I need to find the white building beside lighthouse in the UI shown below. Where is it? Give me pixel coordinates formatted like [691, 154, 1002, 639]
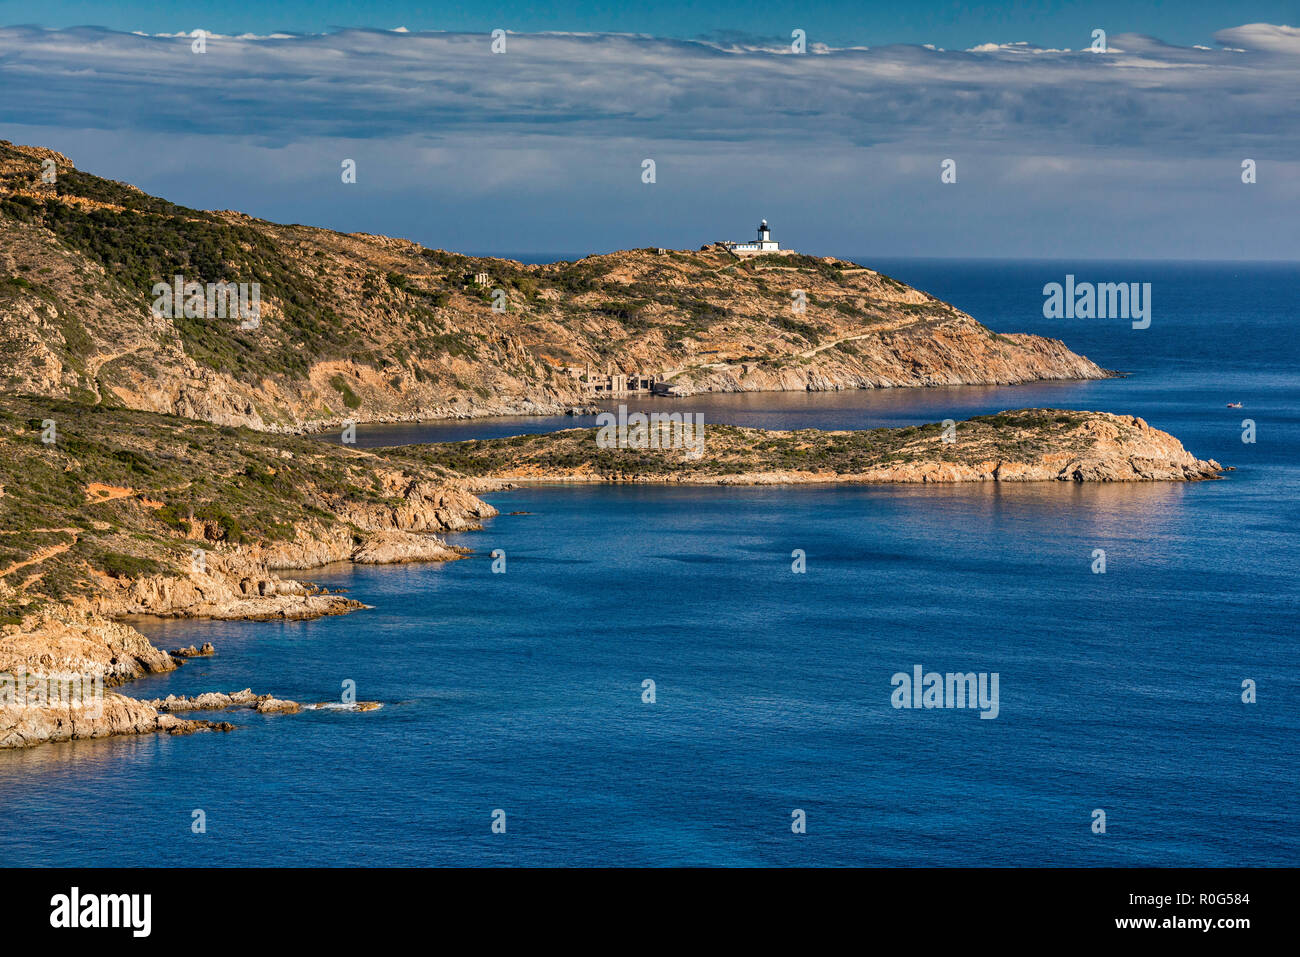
[717, 220, 791, 257]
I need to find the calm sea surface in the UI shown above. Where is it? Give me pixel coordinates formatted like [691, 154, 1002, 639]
[2, 260, 1296, 866]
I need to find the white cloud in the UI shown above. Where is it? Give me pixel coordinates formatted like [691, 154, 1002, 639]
[0, 24, 1293, 158]
[1, 24, 1295, 259]
[1214, 22, 1300, 54]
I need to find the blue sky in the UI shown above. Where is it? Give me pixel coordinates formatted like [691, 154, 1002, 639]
[1, 2, 1296, 259]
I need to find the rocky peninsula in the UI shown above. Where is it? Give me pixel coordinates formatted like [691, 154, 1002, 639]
[404, 410, 1223, 486]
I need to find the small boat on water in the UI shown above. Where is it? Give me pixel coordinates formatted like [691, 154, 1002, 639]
[1227, 402, 1244, 408]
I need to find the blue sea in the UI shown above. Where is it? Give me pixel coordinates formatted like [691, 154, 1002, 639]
[2, 260, 1296, 866]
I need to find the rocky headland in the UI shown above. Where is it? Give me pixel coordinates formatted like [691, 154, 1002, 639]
[1, 140, 1111, 434]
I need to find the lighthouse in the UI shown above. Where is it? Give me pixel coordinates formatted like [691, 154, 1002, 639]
[714, 219, 790, 257]
[723, 220, 782, 256]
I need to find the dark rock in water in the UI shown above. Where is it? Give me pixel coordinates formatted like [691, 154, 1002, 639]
[167, 719, 235, 735]
[171, 641, 216, 659]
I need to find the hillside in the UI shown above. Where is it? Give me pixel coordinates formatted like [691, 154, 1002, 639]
[0, 395, 496, 626]
[0, 141, 1109, 432]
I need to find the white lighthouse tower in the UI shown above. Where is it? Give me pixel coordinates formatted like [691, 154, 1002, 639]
[758, 219, 772, 244]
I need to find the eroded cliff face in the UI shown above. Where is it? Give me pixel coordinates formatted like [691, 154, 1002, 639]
[0, 595, 175, 686]
[83, 478, 498, 621]
[697, 414, 1223, 485]
[672, 323, 1106, 394]
[0, 140, 1111, 432]
[335, 476, 498, 534]
[0, 490, 489, 748]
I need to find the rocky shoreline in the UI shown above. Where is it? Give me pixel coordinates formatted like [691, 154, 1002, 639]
[0, 140, 1225, 757]
[0, 532, 465, 750]
[0, 401, 501, 749]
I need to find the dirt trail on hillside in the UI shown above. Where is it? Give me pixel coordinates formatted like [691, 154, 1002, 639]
[0, 534, 78, 579]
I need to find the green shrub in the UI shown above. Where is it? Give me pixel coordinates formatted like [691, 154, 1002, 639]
[329, 375, 362, 409]
[96, 551, 168, 579]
